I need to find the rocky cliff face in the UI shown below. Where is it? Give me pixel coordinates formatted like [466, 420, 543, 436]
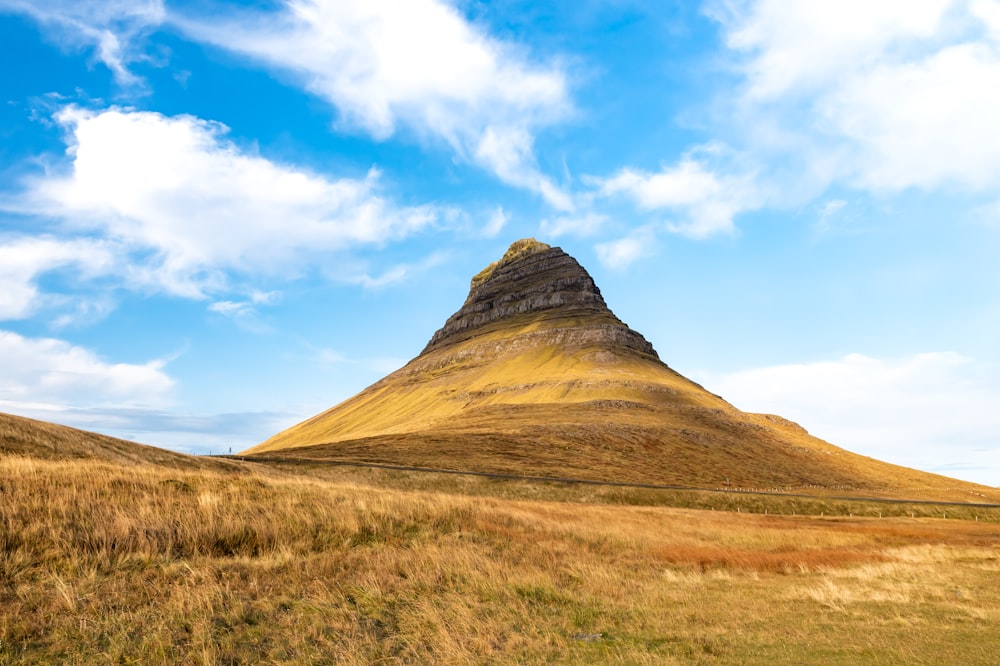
[422, 238, 658, 358]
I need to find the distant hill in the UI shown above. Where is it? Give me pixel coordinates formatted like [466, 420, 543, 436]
[0, 411, 228, 470]
[247, 239, 999, 503]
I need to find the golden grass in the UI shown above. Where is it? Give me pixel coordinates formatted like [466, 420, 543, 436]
[245, 319, 1000, 504]
[240, 460, 1000, 522]
[3, 454, 999, 664]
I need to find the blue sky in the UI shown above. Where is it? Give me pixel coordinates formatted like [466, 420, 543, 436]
[1, 0, 999, 486]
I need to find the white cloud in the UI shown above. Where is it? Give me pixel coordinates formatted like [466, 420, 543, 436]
[482, 206, 509, 238]
[208, 301, 254, 317]
[207, 296, 279, 333]
[174, 0, 572, 207]
[0, 0, 164, 87]
[821, 42, 1000, 191]
[715, 0, 1000, 195]
[349, 266, 408, 289]
[719, 0, 952, 99]
[975, 0, 1000, 38]
[309, 347, 405, 376]
[594, 228, 655, 270]
[208, 291, 280, 319]
[13, 106, 437, 298]
[5, 0, 573, 206]
[0, 329, 173, 408]
[540, 212, 607, 238]
[473, 126, 573, 210]
[813, 198, 847, 235]
[597, 159, 722, 209]
[698, 352, 1000, 486]
[0, 236, 117, 320]
[592, 154, 758, 238]
[342, 251, 447, 289]
[250, 290, 281, 305]
[49, 296, 117, 330]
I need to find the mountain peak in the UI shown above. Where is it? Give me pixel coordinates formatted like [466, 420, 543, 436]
[470, 238, 551, 290]
[422, 239, 655, 356]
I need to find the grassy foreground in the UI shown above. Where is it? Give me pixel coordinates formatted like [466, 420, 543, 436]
[2, 456, 999, 664]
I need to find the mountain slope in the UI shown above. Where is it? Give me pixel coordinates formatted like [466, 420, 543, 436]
[0, 411, 230, 470]
[247, 239, 999, 502]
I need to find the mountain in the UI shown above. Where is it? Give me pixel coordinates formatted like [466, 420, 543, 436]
[246, 239, 999, 502]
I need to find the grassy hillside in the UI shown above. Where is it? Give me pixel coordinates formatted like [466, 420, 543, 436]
[0, 411, 238, 472]
[246, 316, 1000, 504]
[2, 453, 999, 664]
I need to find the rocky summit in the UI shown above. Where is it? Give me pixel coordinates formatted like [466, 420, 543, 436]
[422, 238, 656, 358]
[246, 239, 996, 501]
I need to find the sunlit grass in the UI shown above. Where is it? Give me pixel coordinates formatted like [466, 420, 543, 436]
[2, 454, 999, 664]
[245, 317, 1000, 505]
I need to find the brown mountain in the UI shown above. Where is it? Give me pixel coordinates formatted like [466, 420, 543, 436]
[246, 239, 999, 502]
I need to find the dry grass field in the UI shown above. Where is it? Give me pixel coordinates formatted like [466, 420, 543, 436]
[3, 451, 999, 665]
[6, 243, 997, 664]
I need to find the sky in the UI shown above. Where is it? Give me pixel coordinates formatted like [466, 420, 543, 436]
[1, 0, 998, 486]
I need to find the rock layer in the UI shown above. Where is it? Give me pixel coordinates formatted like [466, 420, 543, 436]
[422, 238, 657, 358]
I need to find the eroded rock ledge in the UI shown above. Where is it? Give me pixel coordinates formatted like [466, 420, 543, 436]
[421, 239, 658, 358]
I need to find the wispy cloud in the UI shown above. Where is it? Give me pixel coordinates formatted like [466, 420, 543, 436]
[482, 206, 509, 238]
[208, 301, 254, 317]
[174, 0, 573, 207]
[206, 297, 277, 333]
[0, 0, 164, 88]
[473, 126, 573, 210]
[540, 212, 607, 238]
[341, 251, 447, 289]
[594, 227, 655, 270]
[0, 235, 118, 321]
[812, 198, 848, 236]
[208, 290, 282, 325]
[309, 346, 405, 375]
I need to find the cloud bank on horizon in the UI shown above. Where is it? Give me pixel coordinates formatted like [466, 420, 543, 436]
[1, 0, 998, 485]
